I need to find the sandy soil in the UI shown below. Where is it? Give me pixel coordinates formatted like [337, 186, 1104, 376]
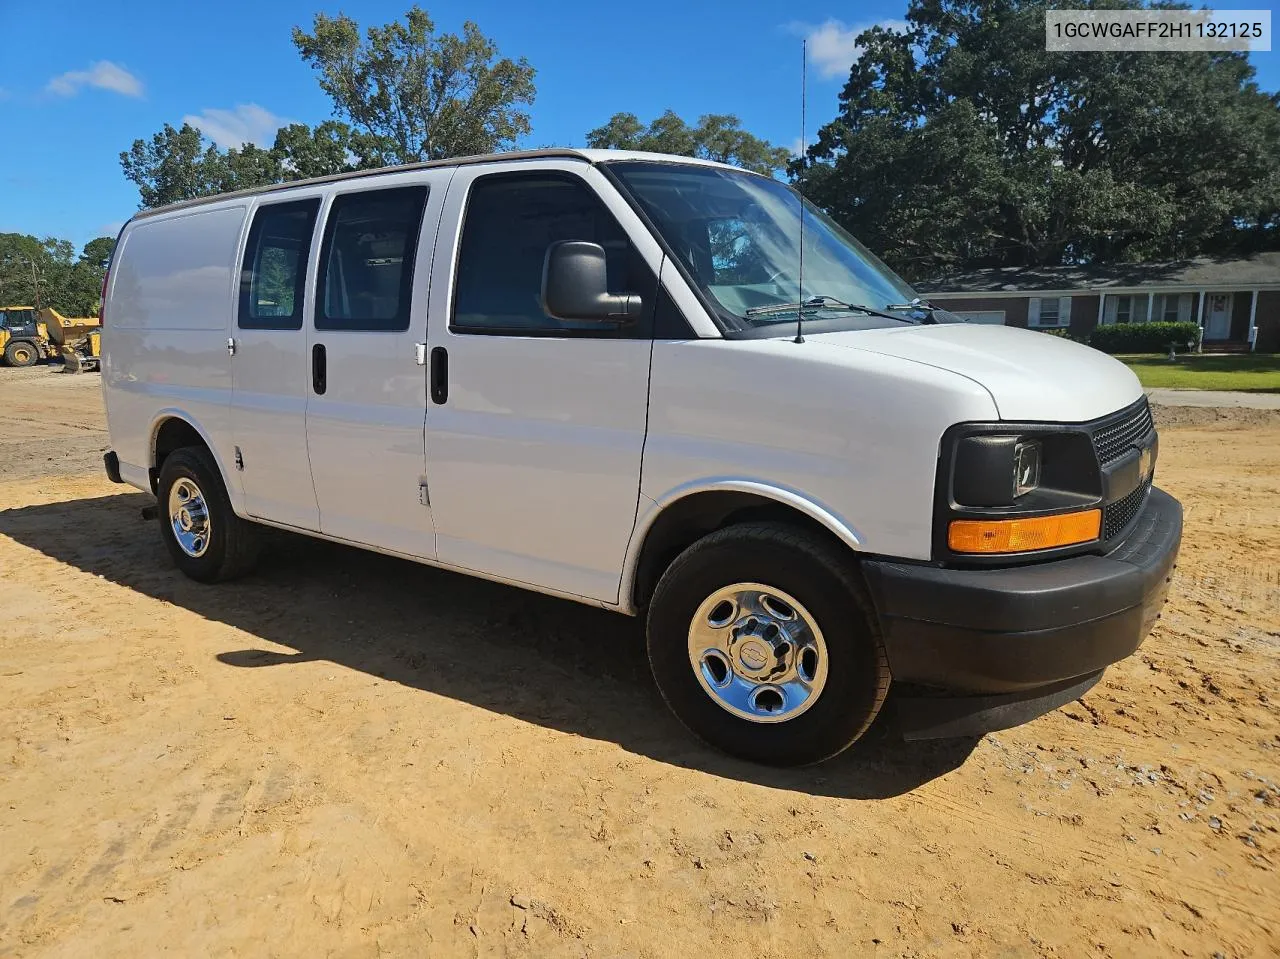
[1, 365, 1277, 958]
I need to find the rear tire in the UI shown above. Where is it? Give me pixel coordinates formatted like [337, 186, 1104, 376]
[4, 341, 38, 367]
[646, 522, 890, 766]
[156, 446, 260, 582]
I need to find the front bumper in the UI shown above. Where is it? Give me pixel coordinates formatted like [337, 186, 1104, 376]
[862, 486, 1182, 739]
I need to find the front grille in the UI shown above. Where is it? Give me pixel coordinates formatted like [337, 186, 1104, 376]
[1092, 399, 1155, 466]
[1104, 479, 1151, 540]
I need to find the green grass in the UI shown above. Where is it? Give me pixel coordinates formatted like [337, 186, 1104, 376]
[1115, 353, 1280, 392]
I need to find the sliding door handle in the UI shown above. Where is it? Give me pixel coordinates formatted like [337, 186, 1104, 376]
[312, 343, 327, 395]
[429, 347, 448, 404]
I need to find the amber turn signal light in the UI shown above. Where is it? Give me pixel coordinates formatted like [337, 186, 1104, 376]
[948, 508, 1102, 554]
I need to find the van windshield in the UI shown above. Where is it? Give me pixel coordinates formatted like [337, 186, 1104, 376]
[607, 161, 938, 334]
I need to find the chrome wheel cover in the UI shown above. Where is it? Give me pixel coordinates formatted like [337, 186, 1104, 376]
[687, 583, 828, 723]
[168, 478, 211, 558]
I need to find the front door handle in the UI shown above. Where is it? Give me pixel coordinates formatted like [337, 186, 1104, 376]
[430, 347, 448, 404]
[312, 343, 327, 395]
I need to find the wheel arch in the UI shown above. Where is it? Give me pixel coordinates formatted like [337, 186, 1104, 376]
[147, 411, 235, 501]
[622, 480, 864, 615]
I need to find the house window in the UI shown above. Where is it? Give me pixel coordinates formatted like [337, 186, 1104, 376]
[1105, 294, 1177, 325]
[1104, 294, 1153, 324]
[1154, 292, 1191, 323]
[1029, 296, 1071, 328]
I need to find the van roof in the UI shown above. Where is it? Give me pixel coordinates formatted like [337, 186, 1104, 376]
[130, 148, 748, 221]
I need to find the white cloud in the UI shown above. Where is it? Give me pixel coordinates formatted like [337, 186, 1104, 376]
[47, 61, 143, 97]
[790, 137, 806, 158]
[182, 104, 287, 149]
[788, 19, 910, 80]
[98, 221, 126, 237]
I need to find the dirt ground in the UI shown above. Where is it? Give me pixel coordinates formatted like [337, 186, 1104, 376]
[1, 365, 1277, 958]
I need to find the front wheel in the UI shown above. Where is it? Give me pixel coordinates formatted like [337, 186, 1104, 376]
[4, 341, 39, 367]
[646, 522, 890, 766]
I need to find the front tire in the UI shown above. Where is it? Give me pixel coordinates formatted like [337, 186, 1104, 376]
[4, 341, 39, 367]
[156, 447, 260, 582]
[646, 522, 890, 766]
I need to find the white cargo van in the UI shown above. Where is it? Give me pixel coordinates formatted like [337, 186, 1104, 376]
[100, 149, 1181, 765]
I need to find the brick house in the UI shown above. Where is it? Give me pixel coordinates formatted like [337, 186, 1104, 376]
[916, 252, 1280, 352]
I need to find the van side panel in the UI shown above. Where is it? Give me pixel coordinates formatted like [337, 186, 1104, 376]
[103, 206, 248, 499]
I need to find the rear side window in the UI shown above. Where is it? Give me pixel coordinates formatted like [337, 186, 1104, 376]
[452, 172, 652, 335]
[316, 186, 428, 332]
[239, 198, 320, 330]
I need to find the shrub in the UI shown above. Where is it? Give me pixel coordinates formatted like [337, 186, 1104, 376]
[1088, 321, 1200, 354]
[1039, 328, 1086, 343]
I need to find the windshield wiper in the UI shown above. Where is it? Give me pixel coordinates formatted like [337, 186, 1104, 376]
[744, 295, 910, 322]
[883, 297, 940, 323]
[743, 302, 820, 318]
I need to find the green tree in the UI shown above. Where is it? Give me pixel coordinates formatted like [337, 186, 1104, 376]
[271, 120, 382, 179]
[119, 120, 378, 209]
[586, 110, 791, 176]
[119, 123, 228, 209]
[796, 1, 1280, 280]
[120, 6, 539, 207]
[292, 6, 537, 163]
[0, 234, 69, 311]
[80, 237, 117, 271]
[222, 142, 284, 192]
[66, 238, 117, 315]
[0, 234, 114, 315]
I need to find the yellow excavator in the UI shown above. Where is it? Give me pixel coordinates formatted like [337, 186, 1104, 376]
[0, 305, 101, 372]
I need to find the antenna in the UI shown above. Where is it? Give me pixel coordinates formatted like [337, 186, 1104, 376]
[795, 38, 807, 345]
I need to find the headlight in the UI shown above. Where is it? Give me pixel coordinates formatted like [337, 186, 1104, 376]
[1013, 440, 1041, 497]
[938, 425, 1103, 559]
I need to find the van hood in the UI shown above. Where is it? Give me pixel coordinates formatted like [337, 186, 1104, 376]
[805, 323, 1143, 422]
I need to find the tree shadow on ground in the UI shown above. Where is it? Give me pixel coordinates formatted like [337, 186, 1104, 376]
[0, 491, 979, 799]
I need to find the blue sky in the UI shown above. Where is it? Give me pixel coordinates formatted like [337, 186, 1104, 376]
[1, 0, 1277, 250]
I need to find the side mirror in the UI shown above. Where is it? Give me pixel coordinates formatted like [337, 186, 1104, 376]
[541, 241, 642, 323]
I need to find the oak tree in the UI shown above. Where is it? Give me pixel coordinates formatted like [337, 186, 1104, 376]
[292, 6, 537, 163]
[586, 110, 791, 176]
[794, 0, 1280, 279]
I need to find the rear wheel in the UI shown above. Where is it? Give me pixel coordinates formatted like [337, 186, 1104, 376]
[4, 341, 38, 367]
[156, 447, 260, 582]
[646, 522, 890, 766]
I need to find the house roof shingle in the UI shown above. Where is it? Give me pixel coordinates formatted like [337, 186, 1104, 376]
[917, 252, 1280, 294]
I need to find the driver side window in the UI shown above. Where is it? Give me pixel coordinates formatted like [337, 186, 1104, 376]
[451, 171, 656, 337]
